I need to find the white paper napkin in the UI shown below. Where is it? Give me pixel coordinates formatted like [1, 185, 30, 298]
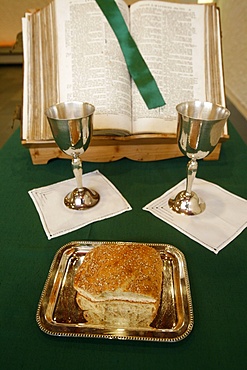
[29, 170, 132, 239]
[143, 178, 247, 254]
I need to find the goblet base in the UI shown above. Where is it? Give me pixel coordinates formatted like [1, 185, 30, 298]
[168, 190, 205, 216]
[64, 187, 100, 210]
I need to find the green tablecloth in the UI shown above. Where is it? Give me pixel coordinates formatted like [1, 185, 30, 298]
[1, 123, 246, 370]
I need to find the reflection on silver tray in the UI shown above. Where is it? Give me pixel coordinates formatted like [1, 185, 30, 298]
[36, 241, 193, 342]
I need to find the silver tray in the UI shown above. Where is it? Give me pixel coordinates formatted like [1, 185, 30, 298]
[36, 241, 193, 342]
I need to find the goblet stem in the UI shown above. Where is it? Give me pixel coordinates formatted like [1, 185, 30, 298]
[168, 156, 205, 215]
[72, 155, 83, 189]
[64, 153, 100, 210]
[185, 158, 198, 196]
[66, 120, 100, 210]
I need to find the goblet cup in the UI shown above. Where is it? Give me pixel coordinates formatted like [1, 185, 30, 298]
[168, 101, 230, 215]
[45, 101, 100, 210]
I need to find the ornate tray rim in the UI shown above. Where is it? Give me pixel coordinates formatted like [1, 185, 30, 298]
[36, 241, 194, 342]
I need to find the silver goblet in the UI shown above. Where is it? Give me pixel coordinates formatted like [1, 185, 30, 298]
[168, 100, 230, 216]
[45, 101, 100, 210]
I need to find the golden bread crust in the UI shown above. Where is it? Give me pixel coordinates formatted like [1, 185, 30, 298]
[74, 243, 163, 303]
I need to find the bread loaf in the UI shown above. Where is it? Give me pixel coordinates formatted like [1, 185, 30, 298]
[73, 243, 163, 327]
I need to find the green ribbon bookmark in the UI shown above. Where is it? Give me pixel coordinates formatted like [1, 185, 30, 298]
[95, 0, 166, 109]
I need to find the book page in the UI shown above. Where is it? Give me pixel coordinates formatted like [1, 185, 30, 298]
[204, 6, 227, 136]
[22, 11, 42, 141]
[21, 14, 29, 140]
[40, 3, 59, 139]
[54, 0, 132, 134]
[130, 1, 207, 134]
[204, 5, 225, 106]
[28, 11, 44, 141]
[22, 6, 59, 141]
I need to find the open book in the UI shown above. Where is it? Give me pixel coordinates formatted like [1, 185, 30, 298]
[22, 0, 225, 142]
